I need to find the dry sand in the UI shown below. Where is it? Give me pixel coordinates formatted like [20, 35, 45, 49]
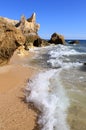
[0, 51, 39, 130]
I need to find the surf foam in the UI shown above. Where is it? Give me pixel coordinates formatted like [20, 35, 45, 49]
[47, 45, 83, 68]
[26, 69, 70, 130]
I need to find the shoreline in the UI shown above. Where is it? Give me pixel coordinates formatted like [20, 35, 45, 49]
[0, 51, 40, 130]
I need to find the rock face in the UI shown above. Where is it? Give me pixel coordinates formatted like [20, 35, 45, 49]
[0, 18, 26, 65]
[0, 13, 40, 65]
[16, 13, 40, 36]
[25, 35, 49, 48]
[49, 33, 65, 45]
[24, 34, 40, 49]
[16, 13, 40, 49]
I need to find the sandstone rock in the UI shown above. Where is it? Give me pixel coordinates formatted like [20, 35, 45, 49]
[49, 33, 65, 45]
[0, 18, 26, 65]
[17, 46, 29, 56]
[24, 34, 39, 49]
[16, 13, 40, 36]
[33, 38, 50, 47]
[0, 17, 18, 25]
[27, 13, 36, 23]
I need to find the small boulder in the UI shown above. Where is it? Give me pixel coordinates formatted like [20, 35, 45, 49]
[49, 33, 65, 45]
[68, 40, 79, 44]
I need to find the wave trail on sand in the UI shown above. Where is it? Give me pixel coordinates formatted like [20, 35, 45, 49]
[26, 69, 70, 130]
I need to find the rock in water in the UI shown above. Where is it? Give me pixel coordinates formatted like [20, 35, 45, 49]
[68, 40, 79, 44]
[49, 32, 65, 45]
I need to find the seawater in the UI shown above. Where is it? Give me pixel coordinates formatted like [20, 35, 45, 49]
[26, 40, 86, 130]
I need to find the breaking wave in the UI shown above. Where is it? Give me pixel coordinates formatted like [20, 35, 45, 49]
[26, 69, 70, 130]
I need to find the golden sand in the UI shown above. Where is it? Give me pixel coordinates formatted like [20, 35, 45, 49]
[0, 51, 39, 130]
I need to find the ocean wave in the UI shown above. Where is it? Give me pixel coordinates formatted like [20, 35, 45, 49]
[26, 69, 70, 130]
[47, 45, 83, 69]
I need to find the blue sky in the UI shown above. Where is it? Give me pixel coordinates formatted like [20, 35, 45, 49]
[0, 0, 86, 39]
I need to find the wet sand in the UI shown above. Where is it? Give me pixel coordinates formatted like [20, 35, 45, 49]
[0, 51, 39, 130]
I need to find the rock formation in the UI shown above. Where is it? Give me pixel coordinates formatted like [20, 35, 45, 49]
[68, 40, 79, 44]
[33, 38, 50, 47]
[24, 35, 40, 49]
[16, 13, 40, 36]
[0, 13, 67, 65]
[15, 13, 40, 49]
[0, 18, 26, 65]
[25, 36, 49, 48]
[0, 13, 40, 36]
[0, 17, 18, 25]
[0, 13, 41, 65]
[27, 13, 36, 23]
[49, 33, 65, 45]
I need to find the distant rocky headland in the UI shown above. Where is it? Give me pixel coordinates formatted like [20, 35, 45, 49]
[0, 13, 67, 65]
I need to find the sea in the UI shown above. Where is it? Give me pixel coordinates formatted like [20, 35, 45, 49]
[26, 40, 86, 130]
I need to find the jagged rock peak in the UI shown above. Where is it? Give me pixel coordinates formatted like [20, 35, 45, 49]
[17, 13, 40, 36]
[20, 15, 26, 25]
[27, 13, 36, 23]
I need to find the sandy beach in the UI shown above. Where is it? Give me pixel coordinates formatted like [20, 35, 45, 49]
[0, 51, 39, 130]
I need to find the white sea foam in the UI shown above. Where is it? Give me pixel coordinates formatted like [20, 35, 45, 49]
[48, 45, 80, 58]
[47, 45, 83, 68]
[47, 58, 82, 69]
[26, 69, 70, 130]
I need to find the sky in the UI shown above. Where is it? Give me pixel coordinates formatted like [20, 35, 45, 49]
[0, 0, 86, 39]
